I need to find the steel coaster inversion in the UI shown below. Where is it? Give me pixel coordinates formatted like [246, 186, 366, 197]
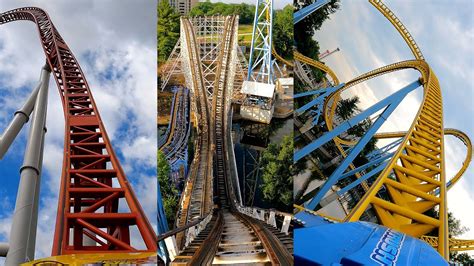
[292, 0, 473, 259]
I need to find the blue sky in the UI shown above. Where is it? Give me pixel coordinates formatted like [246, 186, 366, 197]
[313, 0, 474, 254]
[0, 0, 156, 262]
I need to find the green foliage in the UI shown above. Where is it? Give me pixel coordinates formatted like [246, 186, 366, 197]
[158, 0, 180, 63]
[189, 1, 254, 24]
[294, 0, 340, 60]
[294, 167, 325, 205]
[336, 96, 360, 120]
[158, 150, 178, 226]
[426, 210, 469, 238]
[273, 5, 294, 59]
[451, 252, 474, 264]
[260, 136, 305, 212]
[333, 95, 377, 165]
[447, 211, 469, 237]
[294, 1, 340, 91]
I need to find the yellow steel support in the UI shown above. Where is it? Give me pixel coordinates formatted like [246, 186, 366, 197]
[294, 1, 472, 259]
[375, 129, 472, 190]
[22, 252, 157, 265]
[340, 59, 449, 259]
[422, 236, 474, 252]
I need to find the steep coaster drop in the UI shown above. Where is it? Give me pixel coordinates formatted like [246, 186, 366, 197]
[0, 7, 157, 265]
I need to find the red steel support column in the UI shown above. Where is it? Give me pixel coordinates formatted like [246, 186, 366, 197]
[0, 7, 157, 255]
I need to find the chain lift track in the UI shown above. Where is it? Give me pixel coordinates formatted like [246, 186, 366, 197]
[170, 15, 292, 265]
[0, 7, 156, 255]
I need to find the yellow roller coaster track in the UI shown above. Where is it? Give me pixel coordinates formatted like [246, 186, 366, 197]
[337, 58, 450, 257]
[297, 54, 470, 258]
[369, 0, 424, 60]
[272, 47, 293, 67]
[294, 51, 339, 85]
[294, 35, 472, 209]
[294, 1, 473, 258]
[422, 236, 474, 252]
[375, 128, 472, 191]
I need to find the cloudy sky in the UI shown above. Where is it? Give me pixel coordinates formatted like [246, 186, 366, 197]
[0, 0, 156, 262]
[312, 0, 474, 255]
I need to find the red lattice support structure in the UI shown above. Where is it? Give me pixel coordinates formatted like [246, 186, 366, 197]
[0, 7, 157, 255]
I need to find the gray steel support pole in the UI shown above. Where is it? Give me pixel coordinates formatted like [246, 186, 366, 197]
[5, 65, 50, 266]
[0, 84, 41, 159]
[26, 124, 45, 259]
[0, 243, 8, 257]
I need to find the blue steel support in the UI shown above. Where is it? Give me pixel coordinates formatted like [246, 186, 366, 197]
[294, 0, 331, 24]
[295, 84, 344, 115]
[335, 161, 389, 197]
[366, 137, 403, 161]
[294, 80, 421, 162]
[303, 80, 422, 210]
[311, 109, 322, 126]
[311, 153, 393, 207]
[294, 84, 344, 98]
[338, 152, 393, 181]
[294, 83, 344, 99]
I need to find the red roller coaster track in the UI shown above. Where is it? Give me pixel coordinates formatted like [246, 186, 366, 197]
[0, 7, 157, 255]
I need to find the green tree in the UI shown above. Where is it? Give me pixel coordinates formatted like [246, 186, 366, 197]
[273, 5, 294, 59]
[158, 0, 180, 63]
[452, 252, 474, 264]
[234, 3, 254, 24]
[158, 150, 178, 226]
[294, 0, 340, 84]
[426, 210, 469, 238]
[295, 167, 325, 205]
[260, 135, 305, 212]
[294, 0, 340, 60]
[189, 1, 255, 25]
[336, 96, 359, 120]
[189, 0, 214, 17]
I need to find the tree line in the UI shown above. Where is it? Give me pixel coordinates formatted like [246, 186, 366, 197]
[158, 1, 293, 62]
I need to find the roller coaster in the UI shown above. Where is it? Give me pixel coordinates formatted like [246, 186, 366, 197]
[0, 7, 156, 265]
[293, 0, 473, 263]
[159, 86, 191, 174]
[159, 12, 294, 265]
